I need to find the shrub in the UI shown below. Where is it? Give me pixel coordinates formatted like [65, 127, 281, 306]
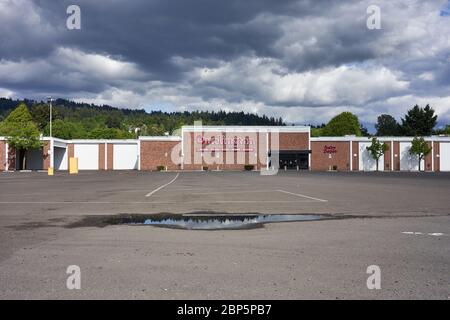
[244, 165, 254, 171]
[202, 166, 208, 171]
[156, 165, 165, 171]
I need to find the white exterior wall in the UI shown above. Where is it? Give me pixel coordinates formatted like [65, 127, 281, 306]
[54, 147, 68, 170]
[440, 142, 450, 171]
[113, 144, 138, 170]
[400, 142, 424, 171]
[2, 133, 450, 172]
[74, 144, 99, 170]
[359, 142, 384, 171]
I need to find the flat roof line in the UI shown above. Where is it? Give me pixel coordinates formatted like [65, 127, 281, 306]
[311, 136, 450, 142]
[1, 131, 450, 144]
[139, 136, 181, 141]
[182, 125, 310, 133]
[69, 139, 139, 143]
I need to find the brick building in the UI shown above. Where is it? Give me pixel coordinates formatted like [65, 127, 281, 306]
[1, 126, 450, 172]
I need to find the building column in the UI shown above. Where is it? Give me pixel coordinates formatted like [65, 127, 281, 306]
[308, 130, 311, 170]
[431, 139, 434, 172]
[5, 142, 8, 172]
[349, 140, 352, 171]
[266, 131, 269, 170]
[47, 139, 54, 170]
[138, 140, 142, 171]
[391, 141, 394, 171]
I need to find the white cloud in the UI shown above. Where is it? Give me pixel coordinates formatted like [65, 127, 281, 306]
[1, 0, 450, 128]
[372, 94, 450, 124]
[0, 47, 146, 92]
[419, 72, 435, 81]
[188, 57, 408, 106]
[0, 87, 14, 98]
[55, 48, 146, 80]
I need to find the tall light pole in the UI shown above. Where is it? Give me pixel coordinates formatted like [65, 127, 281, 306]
[47, 97, 54, 175]
[48, 97, 53, 138]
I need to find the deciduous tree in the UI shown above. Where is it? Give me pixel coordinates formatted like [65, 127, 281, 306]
[409, 137, 432, 171]
[322, 112, 362, 136]
[0, 103, 42, 169]
[366, 137, 388, 171]
[375, 114, 401, 136]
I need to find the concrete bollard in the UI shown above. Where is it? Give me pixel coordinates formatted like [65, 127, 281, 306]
[69, 157, 78, 174]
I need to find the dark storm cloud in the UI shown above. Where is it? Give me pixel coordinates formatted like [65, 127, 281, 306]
[2, 0, 359, 78]
[66, 0, 294, 80]
[0, 0, 449, 125]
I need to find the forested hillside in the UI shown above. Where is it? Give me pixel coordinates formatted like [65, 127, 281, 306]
[0, 98, 285, 139]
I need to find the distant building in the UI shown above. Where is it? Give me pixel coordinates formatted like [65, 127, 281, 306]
[1, 126, 450, 172]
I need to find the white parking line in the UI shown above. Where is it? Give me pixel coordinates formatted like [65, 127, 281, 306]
[188, 190, 274, 195]
[145, 173, 180, 197]
[0, 200, 323, 204]
[277, 189, 328, 202]
[402, 231, 445, 237]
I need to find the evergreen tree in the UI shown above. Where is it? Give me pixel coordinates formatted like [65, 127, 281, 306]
[43, 120, 87, 140]
[375, 114, 401, 136]
[401, 104, 437, 136]
[0, 98, 286, 139]
[360, 124, 370, 137]
[31, 103, 58, 131]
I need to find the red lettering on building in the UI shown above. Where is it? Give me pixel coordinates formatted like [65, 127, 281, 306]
[196, 135, 254, 146]
[323, 145, 337, 154]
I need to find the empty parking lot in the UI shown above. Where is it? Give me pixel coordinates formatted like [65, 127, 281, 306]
[0, 171, 449, 299]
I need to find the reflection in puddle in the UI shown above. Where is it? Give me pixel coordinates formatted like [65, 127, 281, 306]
[141, 214, 324, 230]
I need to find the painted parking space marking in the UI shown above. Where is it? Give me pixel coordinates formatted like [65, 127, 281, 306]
[276, 189, 328, 202]
[146, 187, 329, 203]
[187, 189, 277, 196]
[0, 200, 325, 204]
[0, 181, 330, 205]
[402, 231, 446, 237]
[145, 173, 180, 197]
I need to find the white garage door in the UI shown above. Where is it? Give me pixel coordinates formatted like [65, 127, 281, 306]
[359, 142, 384, 171]
[400, 142, 423, 171]
[440, 142, 450, 171]
[74, 144, 99, 170]
[113, 144, 138, 170]
[54, 147, 68, 170]
[26, 148, 44, 170]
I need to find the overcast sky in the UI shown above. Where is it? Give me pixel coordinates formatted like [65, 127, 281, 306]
[0, 0, 449, 128]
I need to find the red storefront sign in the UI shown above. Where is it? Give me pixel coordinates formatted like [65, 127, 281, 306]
[323, 145, 337, 154]
[196, 135, 255, 152]
[196, 135, 254, 146]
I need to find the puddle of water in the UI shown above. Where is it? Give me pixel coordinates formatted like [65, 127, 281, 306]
[140, 214, 324, 230]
